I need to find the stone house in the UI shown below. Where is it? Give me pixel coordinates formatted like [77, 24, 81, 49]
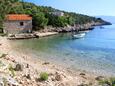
[50, 12, 64, 16]
[3, 14, 32, 34]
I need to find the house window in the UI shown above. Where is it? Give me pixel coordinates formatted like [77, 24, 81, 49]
[20, 22, 24, 26]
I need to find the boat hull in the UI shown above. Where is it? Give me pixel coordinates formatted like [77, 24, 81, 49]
[72, 33, 85, 39]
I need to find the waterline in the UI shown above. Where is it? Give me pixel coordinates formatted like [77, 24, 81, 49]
[9, 24, 115, 76]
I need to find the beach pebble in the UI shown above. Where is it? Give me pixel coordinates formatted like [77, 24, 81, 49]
[42, 62, 50, 65]
[81, 76, 87, 79]
[26, 64, 29, 68]
[78, 83, 89, 86]
[80, 73, 86, 76]
[23, 74, 31, 80]
[102, 84, 110, 86]
[58, 83, 65, 86]
[55, 74, 62, 81]
[95, 76, 105, 81]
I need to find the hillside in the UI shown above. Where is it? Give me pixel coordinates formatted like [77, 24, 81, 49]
[97, 16, 115, 24]
[0, 0, 111, 32]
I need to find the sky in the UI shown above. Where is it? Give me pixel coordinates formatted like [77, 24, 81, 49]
[24, 0, 115, 16]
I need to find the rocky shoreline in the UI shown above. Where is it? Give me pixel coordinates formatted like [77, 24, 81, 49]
[6, 22, 112, 40]
[0, 36, 113, 86]
[39, 22, 112, 33]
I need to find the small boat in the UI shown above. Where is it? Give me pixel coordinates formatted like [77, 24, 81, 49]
[7, 34, 37, 40]
[72, 33, 86, 39]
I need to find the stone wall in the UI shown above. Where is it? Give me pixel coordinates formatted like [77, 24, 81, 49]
[3, 20, 32, 34]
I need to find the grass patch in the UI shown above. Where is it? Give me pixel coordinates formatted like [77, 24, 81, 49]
[40, 72, 48, 81]
[8, 64, 15, 77]
[0, 60, 5, 67]
[0, 33, 7, 37]
[98, 77, 115, 86]
[2, 77, 7, 86]
[0, 53, 7, 58]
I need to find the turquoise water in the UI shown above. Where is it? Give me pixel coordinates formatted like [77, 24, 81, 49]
[9, 24, 115, 76]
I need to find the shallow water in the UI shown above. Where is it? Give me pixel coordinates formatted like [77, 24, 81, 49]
[9, 24, 115, 76]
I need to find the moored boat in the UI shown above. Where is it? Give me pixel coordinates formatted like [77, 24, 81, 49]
[72, 33, 86, 39]
[7, 34, 37, 40]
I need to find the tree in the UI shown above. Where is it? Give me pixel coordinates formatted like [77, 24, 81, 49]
[33, 12, 48, 30]
[0, 0, 20, 31]
[68, 17, 75, 26]
[0, 0, 107, 32]
[57, 16, 68, 27]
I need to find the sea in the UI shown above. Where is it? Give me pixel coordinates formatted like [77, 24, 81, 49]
[9, 24, 115, 76]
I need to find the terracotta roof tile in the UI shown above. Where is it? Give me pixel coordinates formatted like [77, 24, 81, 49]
[6, 14, 32, 21]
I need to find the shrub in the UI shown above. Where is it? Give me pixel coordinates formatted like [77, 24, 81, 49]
[2, 77, 7, 86]
[40, 72, 48, 81]
[0, 61, 5, 67]
[0, 53, 7, 58]
[0, 33, 7, 36]
[98, 77, 115, 86]
[8, 64, 15, 77]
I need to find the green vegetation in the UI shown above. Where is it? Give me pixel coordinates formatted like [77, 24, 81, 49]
[0, 33, 7, 36]
[0, 53, 7, 58]
[2, 77, 7, 86]
[2, 77, 8, 86]
[0, 0, 20, 32]
[0, 0, 108, 31]
[40, 72, 49, 81]
[0, 60, 5, 67]
[98, 78, 115, 86]
[33, 12, 48, 29]
[8, 64, 15, 77]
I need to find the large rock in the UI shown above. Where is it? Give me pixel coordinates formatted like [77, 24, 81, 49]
[14, 63, 23, 71]
[95, 76, 105, 81]
[23, 74, 31, 80]
[55, 73, 62, 81]
[42, 62, 50, 65]
[80, 73, 86, 76]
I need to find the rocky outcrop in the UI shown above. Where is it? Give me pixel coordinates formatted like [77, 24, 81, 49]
[6, 21, 112, 40]
[39, 21, 111, 33]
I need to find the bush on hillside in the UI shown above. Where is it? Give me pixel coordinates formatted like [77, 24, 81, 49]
[40, 72, 48, 81]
